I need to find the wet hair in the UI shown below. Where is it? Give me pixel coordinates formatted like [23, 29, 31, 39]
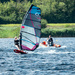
[49, 35, 51, 38]
[15, 36, 17, 39]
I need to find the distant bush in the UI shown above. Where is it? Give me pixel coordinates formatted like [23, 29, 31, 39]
[64, 24, 70, 27]
[41, 28, 75, 37]
[41, 19, 47, 28]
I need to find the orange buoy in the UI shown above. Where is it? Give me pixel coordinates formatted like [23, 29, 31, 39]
[42, 41, 46, 45]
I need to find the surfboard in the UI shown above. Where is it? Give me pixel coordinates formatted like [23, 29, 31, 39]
[14, 49, 27, 54]
[55, 44, 61, 47]
[40, 41, 61, 48]
[40, 43, 61, 47]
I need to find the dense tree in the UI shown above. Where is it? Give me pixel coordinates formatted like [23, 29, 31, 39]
[0, 0, 75, 24]
[0, 0, 31, 23]
[0, 0, 33, 3]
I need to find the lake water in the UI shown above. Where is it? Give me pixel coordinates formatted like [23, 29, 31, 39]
[0, 37, 75, 75]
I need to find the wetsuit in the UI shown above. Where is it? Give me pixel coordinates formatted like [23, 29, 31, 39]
[48, 38, 54, 46]
[14, 40, 19, 47]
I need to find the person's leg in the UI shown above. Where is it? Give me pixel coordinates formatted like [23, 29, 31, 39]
[15, 45, 20, 50]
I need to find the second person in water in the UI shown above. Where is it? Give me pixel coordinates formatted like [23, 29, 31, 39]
[46, 35, 54, 46]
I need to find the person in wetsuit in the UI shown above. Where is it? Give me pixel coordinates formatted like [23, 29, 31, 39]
[47, 35, 54, 46]
[14, 36, 20, 50]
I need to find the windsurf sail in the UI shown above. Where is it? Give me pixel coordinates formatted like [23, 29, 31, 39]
[20, 4, 41, 51]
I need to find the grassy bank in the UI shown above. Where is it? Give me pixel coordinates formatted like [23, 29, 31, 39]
[41, 23, 75, 37]
[0, 24, 21, 38]
[47, 23, 75, 26]
[41, 28, 75, 37]
[0, 23, 75, 38]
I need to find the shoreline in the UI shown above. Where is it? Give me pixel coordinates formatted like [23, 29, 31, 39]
[0, 23, 75, 38]
[0, 37, 75, 39]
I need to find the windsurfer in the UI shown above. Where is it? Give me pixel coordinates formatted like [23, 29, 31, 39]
[14, 36, 20, 50]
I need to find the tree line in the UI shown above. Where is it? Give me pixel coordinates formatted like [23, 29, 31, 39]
[0, 0, 75, 24]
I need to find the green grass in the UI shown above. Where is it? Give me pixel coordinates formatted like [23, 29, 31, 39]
[0, 23, 75, 38]
[42, 23, 75, 37]
[46, 23, 75, 31]
[0, 24, 21, 27]
[41, 27, 75, 37]
[47, 23, 75, 26]
[0, 24, 21, 38]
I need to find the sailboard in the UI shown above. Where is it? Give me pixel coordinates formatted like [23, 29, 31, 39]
[19, 4, 41, 51]
[14, 49, 27, 54]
